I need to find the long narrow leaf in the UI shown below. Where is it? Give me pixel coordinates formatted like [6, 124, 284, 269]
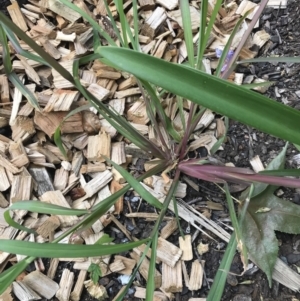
[104, 157, 163, 210]
[8, 72, 39, 109]
[0, 239, 150, 258]
[215, 12, 249, 77]
[224, 184, 248, 270]
[0, 257, 35, 295]
[146, 232, 158, 301]
[98, 47, 300, 145]
[207, 235, 237, 301]
[180, 0, 195, 67]
[8, 201, 89, 215]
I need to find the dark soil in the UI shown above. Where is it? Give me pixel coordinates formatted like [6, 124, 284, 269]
[5, 0, 300, 300]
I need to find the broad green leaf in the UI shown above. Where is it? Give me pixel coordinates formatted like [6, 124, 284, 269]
[98, 47, 300, 145]
[104, 157, 163, 210]
[248, 143, 288, 199]
[240, 186, 300, 286]
[0, 239, 149, 258]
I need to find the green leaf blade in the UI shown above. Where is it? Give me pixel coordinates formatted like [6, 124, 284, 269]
[0, 239, 150, 258]
[98, 47, 300, 145]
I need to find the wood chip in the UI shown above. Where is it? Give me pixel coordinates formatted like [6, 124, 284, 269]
[23, 271, 59, 299]
[161, 260, 183, 292]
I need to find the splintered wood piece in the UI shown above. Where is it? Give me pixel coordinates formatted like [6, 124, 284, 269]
[161, 260, 183, 292]
[127, 99, 149, 124]
[0, 75, 10, 103]
[84, 280, 108, 300]
[9, 140, 29, 168]
[70, 270, 87, 301]
[47, 259, 59, 279]
[87, 83, 110, 101]
[82, 111, 101, 134]
[0, 154, 20, 174]
[28, 166, 54, 197]
[36, 215, 60, 239]
[168, 6, 200, 31]
[12, 281, 40, 301]
[194, 109, 214, 131]
[34, 111, 83, 138]
[16, 55, 41, 85]
[151, 176, 187, 198]
[96, 69, 121, 80]
[46, 0, 81, 22]
[134, 287, 168, 301]
[23, 270, 59, 299]
[108, 98, 125, 116]
[216, 118, 226, 139]
[179, 235, 193, 261]
[87, 130, 111, 162]
[114, 87, 141, 99]
[7, 2, 28, 32]
[52, 61, 74, 89]
[40, 191, 79, 227]
[0, 166, 11, 192]
[188, 260, 204, 291]
[56, 269, 74, 301]
[160, 218, 178, 239]
[83, 170, 113, 198]
[130, 251, 162, 288]
[252, 30, 270, 48]
[141, 7, 167, 38]
[39, 37, 61, 60]
[10, 74, 25, 126]
[138, 0, 155, 9]
[118, 76, 137, 91]
[156, 0, 178, 10]
[43, 90, 80, 112]
[0, 285, 13, 301]
[10, 175, 33, 204]
[114, 256, 136, 275]
[110, 180, 124, 215]
[250, 155, 264, 173]
[53, 167, 69, 191]
[236, 0, 257, 16]
[157, 237, 182, 268]
[267, 0, 287, 8]
[111, 142, 126, 165]
[0, 192, 9, 207]
[11, 116, 36, 142]
[80, 163, 106, 174]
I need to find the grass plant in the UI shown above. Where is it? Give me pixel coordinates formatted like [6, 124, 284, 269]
[1, 1, 300, 300]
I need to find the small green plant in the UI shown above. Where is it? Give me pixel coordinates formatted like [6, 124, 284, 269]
[1, 0, 300, 300]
